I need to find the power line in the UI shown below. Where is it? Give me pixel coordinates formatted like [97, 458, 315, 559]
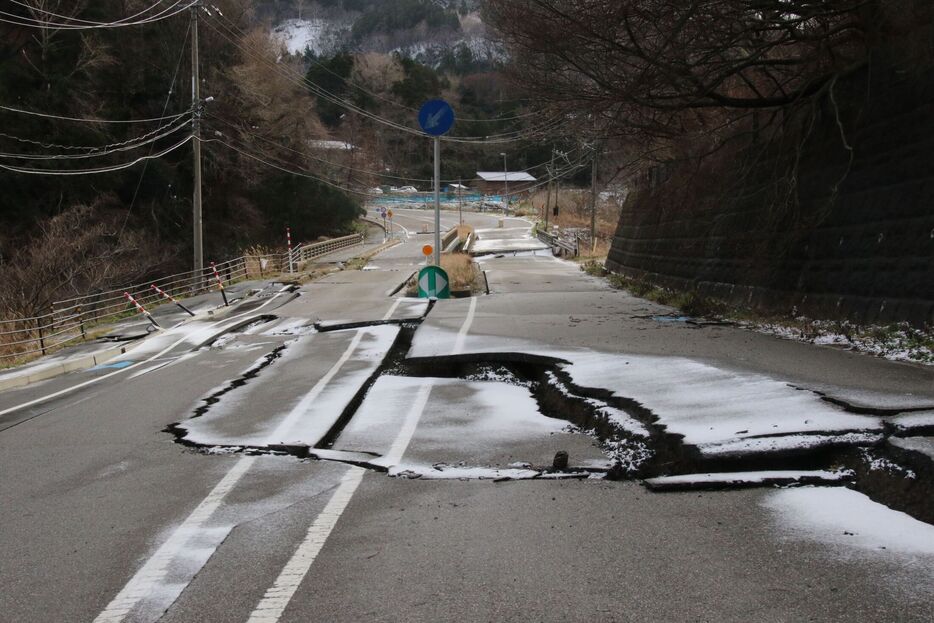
[0, 117, 190, 157]
[202, 135, 377, 198]
[119, 18, 193, 235]
[0, 104, 189, 125]
[0, 1, 194, 30]
[9, 0, 181, 27]
[203, 111, 584, 186]
[202, 16, 562, 145]
[239, 12, 539, 125]
[0, 135, 192, 175]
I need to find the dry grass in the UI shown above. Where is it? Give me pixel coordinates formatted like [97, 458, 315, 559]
[519, 188, 619, 244]
[441, 252, 477, 291]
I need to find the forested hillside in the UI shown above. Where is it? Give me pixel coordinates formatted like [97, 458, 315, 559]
[0, 0, 573, 319]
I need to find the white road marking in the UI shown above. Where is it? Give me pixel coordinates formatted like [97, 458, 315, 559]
[125, 361, 173, 380]
[246, 293, 479, 622]
[381, 298, 402, 321]
[0, 286, 293, 418]
[453, 296, 477, 355]
[246, 466, 366, 623]
[266, 330, 365, 445]
[93, 456, 256, 623]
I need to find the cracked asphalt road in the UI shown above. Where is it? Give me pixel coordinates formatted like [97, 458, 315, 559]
[1, 208, 933, 622]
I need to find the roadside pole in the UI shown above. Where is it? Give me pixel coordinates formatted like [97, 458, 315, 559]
[191, 1, 203, 280]
[545, 148, 554, 232]
[211, 262, 229, 307]
[433, 136, 441, 266]
[590, 143, 599, 254]
[417, 99, 455, 267]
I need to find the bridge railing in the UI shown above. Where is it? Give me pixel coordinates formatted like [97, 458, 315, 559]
[536, 230, 579, 257]
[296, 233, 364, 263]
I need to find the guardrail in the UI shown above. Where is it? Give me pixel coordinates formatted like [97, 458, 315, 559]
[0, 233, 363, 363]
[296, 233, 364, 262]
[441, 226, 460, 251]
[536, 230, 579, 257]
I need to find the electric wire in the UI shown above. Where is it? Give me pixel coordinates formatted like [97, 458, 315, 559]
[0, 104, 189, 125]
[202, 134, 378, 198]
[202, 111, 581, 186]
[8, 0, 182, 27]
[0, 135, 192, 175]
[205, 129, 590, 202]
[202, 16, 562, 145]
[229, 11, 538, 125]
[0, 1, 193, 30]
[0, 117, 191, 158]
[120, 18, 193, 235]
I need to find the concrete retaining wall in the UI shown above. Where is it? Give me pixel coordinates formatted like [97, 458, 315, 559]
[606, 58, 934, 326]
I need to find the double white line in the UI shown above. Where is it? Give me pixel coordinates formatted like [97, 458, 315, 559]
[95, 295, 478, 622]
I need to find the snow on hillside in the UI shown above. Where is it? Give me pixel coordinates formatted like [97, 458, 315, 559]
[271, 18, 348, 57]
[270, 12, 504, 67]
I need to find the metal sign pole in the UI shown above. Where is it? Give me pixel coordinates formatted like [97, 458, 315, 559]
[433, 136, 441, 266]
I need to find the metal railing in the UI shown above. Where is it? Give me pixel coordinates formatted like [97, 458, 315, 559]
[0, 234, 363, 363]
[296, 233, 364, 262]
[537, 229, 579, 257]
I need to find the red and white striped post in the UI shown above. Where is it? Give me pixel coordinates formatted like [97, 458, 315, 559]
[210, 262, 230, 307]
[124, 292, 161, 329]
[286, 227, 294, 274]
[151, 284, 196, 317]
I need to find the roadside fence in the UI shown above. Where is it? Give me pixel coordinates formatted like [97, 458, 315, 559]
[537, 229, 580, 257]
[0, 232, 365, 362]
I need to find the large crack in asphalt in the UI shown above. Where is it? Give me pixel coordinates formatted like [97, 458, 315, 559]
[163, 310, 934, 526]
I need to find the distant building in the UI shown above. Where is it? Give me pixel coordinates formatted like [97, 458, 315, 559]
[308, 140, 354, 151]
[474, 171, 537, 195]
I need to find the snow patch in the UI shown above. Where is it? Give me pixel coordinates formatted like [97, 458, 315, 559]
[763, 486, 934, 558]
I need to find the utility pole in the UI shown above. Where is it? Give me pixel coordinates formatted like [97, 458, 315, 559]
[191, 1, 204, 278]
[544, 147, 555, 232]
[590, 142, 599, 255]
[458, 178, 463, 225]
[500, 152, 508, 215]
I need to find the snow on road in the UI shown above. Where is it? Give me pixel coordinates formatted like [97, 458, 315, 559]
[409, 326, 884, 456]
[335, 375, 569, 467]
[177, 326, 399, 449]
[763, 486, 934, 567]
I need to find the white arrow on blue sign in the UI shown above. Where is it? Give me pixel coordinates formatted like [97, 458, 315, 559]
[418, 99, 455, 136]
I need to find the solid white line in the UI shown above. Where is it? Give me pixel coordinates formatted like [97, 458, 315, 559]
[453, 296, 477, 355]
[93, 456, 256, 623]
[246, 294, 478, 622]
[0, 287, 292, 418]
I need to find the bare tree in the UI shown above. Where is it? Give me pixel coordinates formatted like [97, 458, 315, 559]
[483, 0, 932, 138]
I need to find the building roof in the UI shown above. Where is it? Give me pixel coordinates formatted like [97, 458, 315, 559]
[308, 140, 354, 151]
[476, 171, 537, 182]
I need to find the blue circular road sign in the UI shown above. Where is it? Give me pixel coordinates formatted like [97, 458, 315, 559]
[418, 99, 455, 136]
